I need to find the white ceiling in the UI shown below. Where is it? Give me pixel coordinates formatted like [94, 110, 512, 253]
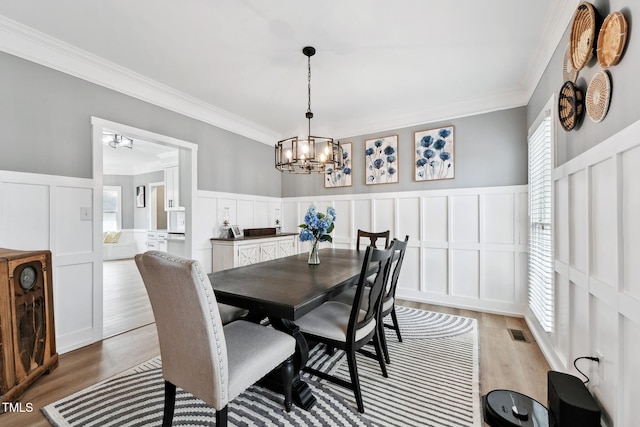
[102, 133, 177, 175]
[0, 1, 578, 144]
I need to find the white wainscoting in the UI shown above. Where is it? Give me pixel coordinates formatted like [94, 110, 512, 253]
[0, 175, 528, 355]
[281, 185, 529, 316]
[0, 171, 99, 354]
[528, 119, 640, 427]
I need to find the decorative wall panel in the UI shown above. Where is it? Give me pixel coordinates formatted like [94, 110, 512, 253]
[0, 182, 50, 250]
[622, 146, 640, 299]
[54, 263, 94, 340]
[423, 196, 448, 242]
[569, 170, 587, 272]
[451, 195, 479, 243]
[56, 186, 93, 256]
[397, 197, 419, 242]
[450, 249, 479, 298]
[353, 200, 372, 232]
[483, 194, 514, 244]
[423, 248, 448, 295]
[555, 177, 569, 265]
[590, 159, 617, 287]
[373, 198, 394, 234]
[483, 251, 515, 302]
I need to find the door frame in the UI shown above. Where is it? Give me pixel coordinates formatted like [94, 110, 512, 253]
[91, 117, 198, 342]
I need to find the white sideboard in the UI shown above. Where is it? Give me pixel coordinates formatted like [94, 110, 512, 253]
[210, 233, 298, 272]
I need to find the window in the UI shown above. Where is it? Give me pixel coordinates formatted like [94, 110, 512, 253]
[528, 104, 554, 332]
[103, 186, 122, 232]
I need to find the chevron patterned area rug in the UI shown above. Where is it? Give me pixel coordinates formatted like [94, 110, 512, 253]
[42, 307, 479, 427]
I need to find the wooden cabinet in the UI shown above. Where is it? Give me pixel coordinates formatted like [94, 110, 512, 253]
[0, 249, 58, 402]
[210, 234, 298, 272]
[164, 166, 181, 210]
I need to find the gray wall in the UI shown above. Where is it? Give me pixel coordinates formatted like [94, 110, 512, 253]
[527, 1, 639, 166]
[104, 170, 164, 229]
[0, 51, 281, 197]
[282, 107, 528, 197]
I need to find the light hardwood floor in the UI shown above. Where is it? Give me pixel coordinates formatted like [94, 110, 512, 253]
[103, 259, 155, 338]
[2, 297, 550, 426]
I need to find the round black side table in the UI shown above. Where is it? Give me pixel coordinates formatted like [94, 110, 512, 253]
[484, 389, 549, 427]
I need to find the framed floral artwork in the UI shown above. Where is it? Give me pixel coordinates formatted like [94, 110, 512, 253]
[414, 126, 454, 181]
[365, 135, 398, 185]
[324, 142, 352, 188]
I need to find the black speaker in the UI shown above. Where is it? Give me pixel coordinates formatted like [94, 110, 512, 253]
[547, 371, 600, 427]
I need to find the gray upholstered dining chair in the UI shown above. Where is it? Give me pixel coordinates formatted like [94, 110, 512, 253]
[333, 236, 409, 364]
[135, 251, 296, 427]
[296, 242, 396, 413]
[356, 229, 390, 250]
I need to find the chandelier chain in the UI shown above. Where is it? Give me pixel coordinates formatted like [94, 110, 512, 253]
[307, 54, 312, 115]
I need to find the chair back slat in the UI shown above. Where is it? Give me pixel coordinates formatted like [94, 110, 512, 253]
[348, 242, 395, 341]
[356, 229, 390, 250]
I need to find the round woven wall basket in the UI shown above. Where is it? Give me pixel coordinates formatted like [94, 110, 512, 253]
[570, 2, 599, 71]
[597, 11, 628, 68]
[586, 71, 611, 123]
[562, 43, 578, 83]
[558, 81, 584, 132]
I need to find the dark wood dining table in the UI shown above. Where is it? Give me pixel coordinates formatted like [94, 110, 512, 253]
[207, 247, 370, 410]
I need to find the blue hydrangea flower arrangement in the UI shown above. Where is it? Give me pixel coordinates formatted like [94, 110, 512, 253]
[299, 205, 336, 264]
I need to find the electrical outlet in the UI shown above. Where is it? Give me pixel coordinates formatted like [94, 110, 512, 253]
[596, 350, 604, 382]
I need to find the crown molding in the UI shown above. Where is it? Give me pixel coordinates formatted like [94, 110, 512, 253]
[0, 15, 281, 145]
[520, 0, 580, 100]
[333, 88, 530, 139]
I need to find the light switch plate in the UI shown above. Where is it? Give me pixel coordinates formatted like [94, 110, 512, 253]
[80, 207, 92, 221]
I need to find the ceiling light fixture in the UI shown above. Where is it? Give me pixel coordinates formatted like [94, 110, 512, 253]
[103, 133, 134, 149]
[275, 46, 343, 174]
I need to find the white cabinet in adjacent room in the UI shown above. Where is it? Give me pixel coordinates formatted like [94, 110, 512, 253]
[147, 231, 168, 252]
[164, 166, 181, 210]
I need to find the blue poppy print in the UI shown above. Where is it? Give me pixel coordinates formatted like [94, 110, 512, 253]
[415, 126, 454, 181]
[365, 135, 398, 185]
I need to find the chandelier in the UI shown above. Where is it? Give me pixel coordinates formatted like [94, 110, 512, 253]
[103, 133, 134, 149]
[275, 46, 343, 174]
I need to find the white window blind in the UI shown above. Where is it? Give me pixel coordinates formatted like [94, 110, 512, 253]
[528, 114, 554, 332]
[103, 186, 122, 232]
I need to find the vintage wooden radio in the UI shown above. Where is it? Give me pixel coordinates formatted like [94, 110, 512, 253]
[0, 248, 58, 403]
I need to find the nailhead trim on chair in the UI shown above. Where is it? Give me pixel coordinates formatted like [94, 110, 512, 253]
[146, 251, 229, 405]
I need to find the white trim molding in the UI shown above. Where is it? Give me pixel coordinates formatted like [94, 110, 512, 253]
[0, 15, 281, 145]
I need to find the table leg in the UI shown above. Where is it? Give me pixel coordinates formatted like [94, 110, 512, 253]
[269, 317, 317, 410]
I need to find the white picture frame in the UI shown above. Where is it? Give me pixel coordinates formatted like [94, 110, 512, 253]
[230, 225, 243, 238]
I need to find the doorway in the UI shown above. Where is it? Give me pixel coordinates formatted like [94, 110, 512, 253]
[149, 182, 167, 230]
[92, 117, 198, 342]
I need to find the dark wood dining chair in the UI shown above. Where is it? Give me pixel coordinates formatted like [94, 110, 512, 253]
[356, 229, 390, 250]
[333, 236, 409, 364]
[377, 235, 409, 362]
[135, 251, 295, 427]
[295, 242, 396, 413]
